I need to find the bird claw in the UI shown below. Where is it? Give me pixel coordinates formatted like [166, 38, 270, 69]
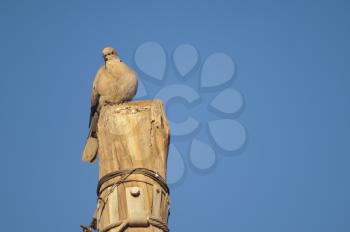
[80, 225, 92, 232]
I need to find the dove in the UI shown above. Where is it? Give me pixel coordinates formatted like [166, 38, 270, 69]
[82, 47, 138, 162]
[89, 47, 138, 129]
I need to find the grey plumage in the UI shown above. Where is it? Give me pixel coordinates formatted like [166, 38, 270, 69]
[89, 47, 138, 128]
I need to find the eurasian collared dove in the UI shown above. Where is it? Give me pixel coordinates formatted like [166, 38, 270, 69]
[89, 47, 138, 129]
[83, 47, 138, 162]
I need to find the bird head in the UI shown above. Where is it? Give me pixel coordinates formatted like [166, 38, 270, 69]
[102, 47, 118, 63]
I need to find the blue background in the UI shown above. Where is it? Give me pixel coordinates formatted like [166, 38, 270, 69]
[1, 0, 349, 231]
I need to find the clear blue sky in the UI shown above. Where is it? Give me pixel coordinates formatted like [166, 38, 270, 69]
[1, 0, 349, 231]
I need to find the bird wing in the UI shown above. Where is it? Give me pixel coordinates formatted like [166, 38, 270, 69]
[89, 71, 101, 128]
